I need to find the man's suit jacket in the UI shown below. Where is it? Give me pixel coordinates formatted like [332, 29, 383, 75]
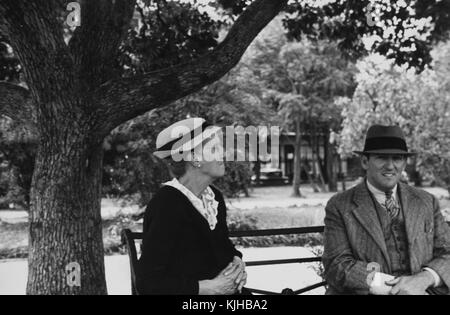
[323, 181, 450, 295]
[136, 185, 242, 295]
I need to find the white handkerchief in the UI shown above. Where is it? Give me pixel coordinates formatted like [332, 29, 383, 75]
[370, 272, 396, 295]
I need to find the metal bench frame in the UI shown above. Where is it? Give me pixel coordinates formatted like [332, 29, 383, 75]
[121, 226, 327, 295]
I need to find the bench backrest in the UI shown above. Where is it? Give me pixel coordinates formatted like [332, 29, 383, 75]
[121, 226, 326, 295]
[121, 229, 142, 295]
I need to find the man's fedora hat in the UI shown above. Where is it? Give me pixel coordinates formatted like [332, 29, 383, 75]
[153, 117, 221, 159]
[353, 125, 416, 156]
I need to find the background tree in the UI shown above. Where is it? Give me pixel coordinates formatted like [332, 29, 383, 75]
[0, 118, 36, 209]
[338, 41, 450, 194]
[0, 36, 33, 209]
[276, 40, 355, 194]
[246, 19, 355, 195]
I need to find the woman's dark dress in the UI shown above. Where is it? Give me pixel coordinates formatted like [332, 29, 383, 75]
[136, 185, 242, 295]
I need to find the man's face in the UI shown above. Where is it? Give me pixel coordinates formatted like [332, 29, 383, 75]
[361, 154, 407, 192]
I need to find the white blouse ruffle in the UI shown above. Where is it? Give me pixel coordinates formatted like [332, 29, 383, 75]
[163, 178, 218, 230]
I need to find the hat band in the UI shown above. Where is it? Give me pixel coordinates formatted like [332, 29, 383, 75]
[157, 121, 212, 153]
[363, 137, 408, 152]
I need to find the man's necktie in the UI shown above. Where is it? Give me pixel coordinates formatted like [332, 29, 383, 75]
[385, 190, 400, 219]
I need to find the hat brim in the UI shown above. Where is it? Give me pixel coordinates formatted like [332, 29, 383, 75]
[153, 150, 172, 159]
[353, 149, 416, 156]
[153, 126, 222, 160]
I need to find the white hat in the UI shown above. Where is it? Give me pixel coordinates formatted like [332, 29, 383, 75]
[153, 117, 221, 160]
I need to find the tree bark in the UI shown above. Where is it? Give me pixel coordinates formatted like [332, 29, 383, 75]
[27, 131, 106, 295]
[292, 117, 303, 197]
[311, 121, 326, 192]
[338, 155, 346, 191]
[303, 164, 319, 193]
[410, 156, 422, 187]
[326, 131, 338, 192]
[322, 132, 329, 184]
[93, 0, 289, 136]
[69, 0, 137, 91]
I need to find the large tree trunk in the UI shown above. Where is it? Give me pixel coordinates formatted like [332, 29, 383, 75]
[0, 0, 288, 295]
[292, 118, 303, 197]
[27, 131, 106, 295]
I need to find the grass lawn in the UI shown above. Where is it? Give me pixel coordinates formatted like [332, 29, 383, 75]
[0, 215, 144, 259]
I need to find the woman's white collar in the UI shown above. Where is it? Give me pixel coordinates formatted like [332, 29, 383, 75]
[163, 178, 218, 230]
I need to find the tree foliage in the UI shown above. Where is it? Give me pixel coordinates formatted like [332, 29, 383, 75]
[104, 63, 275, 204]
[283, 0, 450, 71]
[339, 41, 450, 193]
[120, 0, 226, 75]
[216, 0, 450, 71]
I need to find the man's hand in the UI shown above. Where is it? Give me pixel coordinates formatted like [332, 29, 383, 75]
[369, 272, 396, 295]
[386, 271, 435, 295]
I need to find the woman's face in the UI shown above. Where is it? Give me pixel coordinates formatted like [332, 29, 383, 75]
[195, 133, 225, 179]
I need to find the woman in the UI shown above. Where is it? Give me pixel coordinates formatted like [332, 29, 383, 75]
[136, 118, 248, 295]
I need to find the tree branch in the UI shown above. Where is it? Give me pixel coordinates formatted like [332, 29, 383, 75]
[94, 0, 288, 136]
[365, 90, 379, 111]
[69, 0, 136, 89]
[0, 82, 36, 131]
[0, 0, 76, 119]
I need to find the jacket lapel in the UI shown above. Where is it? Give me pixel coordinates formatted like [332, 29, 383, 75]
[185, 200, 216, 238]
[182, 193, 225, 266]
[166, 185, 215, 239]
[398, 183, 425, 272]
[352, 182, 391, 268]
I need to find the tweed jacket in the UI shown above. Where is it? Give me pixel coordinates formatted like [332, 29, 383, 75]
[322, 181, 450, 295]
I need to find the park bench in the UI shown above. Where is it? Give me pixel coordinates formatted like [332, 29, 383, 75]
[122, 222, 450, 295]
[121, 226, 327, 295]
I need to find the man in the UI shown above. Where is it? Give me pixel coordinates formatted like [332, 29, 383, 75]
[323, 125, 450, 295]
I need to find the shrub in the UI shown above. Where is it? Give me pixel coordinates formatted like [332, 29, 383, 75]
[215, 162, 252, 198]
[227, 211, 324, 248]
[228, 211, 259, 232]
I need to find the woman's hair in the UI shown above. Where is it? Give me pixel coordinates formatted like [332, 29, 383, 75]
[164, 159, 189, 179]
